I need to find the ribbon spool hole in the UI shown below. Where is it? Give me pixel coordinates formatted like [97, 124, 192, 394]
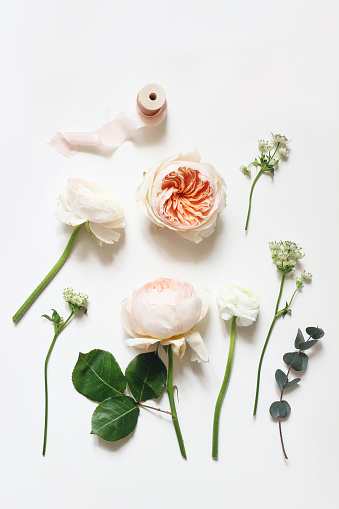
[137, 83, 166, 117]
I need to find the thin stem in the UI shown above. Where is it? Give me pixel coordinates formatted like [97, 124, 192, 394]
[276, 287, 298, 318]
[212, 316, 237, 459]
[278, 419, 288, 459]
[137, 403, 173, 416]
[167, 345, 187, 459]
[42, 311, 74, 456]
[12, 225, 82, 324]
[245, 169, 263, 230]
[253, 274, 285, 416]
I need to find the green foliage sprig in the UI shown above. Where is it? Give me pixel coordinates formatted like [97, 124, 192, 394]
[42, 288, 88, 456]
[240, 133, 290, 231]
[270, 326, 324, 459]
[72, 350, 170, 443]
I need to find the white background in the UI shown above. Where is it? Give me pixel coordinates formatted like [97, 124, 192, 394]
[1, 1, 338, 508]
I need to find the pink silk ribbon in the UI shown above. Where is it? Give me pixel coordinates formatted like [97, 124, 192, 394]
[49, 100, 167, 158]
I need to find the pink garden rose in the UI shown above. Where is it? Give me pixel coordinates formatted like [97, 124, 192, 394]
[136, 151, 226, 243]
[55, 178, 125, 245]
[121, 278, 210, 362]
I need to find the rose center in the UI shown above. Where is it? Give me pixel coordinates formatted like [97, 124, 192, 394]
[159, 167, 214, 228]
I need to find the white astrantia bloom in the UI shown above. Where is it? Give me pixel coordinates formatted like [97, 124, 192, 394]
[301, 270, 312, 280]
[121, 278, 210, 362]
[278, 146, 290, 157]
[63, 287, 88, 307]
[240, 165, 251, 175]
[271, 133, 290, 145]
[216, 284, 260, 327]
[55, 178, 125, 246]
[269, 240, 304, 274]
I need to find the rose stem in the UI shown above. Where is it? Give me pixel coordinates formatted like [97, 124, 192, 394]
[245, 169, 263, 231]
[212, 316, 237, 460]
[253, 274, 285, 416]
[137, 403, 173, 416]
[167, 345, 187, 459]
[42, 311, 74, 456]
[12, 225, 82, 324]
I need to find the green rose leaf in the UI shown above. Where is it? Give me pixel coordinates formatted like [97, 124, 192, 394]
[91, 395, 139, 442]
[294, 328, 304, 349]
[305, 327, 325, 339]
[125, 352, 167, 402]
[298, 339, 318, 351]
[284, 378, 301, 390]
[72, 350, 126, 402]
[269, 400, 291, 419]
[275, 369, 287, 389]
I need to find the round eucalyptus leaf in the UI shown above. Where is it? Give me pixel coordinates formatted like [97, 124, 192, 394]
[91, 395, 139, 442]
[72, 350, 126, 402]
[294, 328, 305, 349]
[298, 339, 318, 351]
[299, 352, 308, 371]
[284, 378, 301, 390]
[269, 400, 291, 419]
[305, 327, 324, 339]
[125, 352, 167, 402]
[275, 369, 287, 389]
[283, 352, 303, 370]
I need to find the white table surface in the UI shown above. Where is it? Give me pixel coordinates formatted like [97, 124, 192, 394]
[1, 1, 338, 508]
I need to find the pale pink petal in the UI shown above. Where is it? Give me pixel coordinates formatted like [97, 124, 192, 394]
[125, 337, 160, 351]
[89, 222, 121, 244]
[162, 336, 186, 359]
[184, 328, 209, 362]
[55, 197, 86, 227]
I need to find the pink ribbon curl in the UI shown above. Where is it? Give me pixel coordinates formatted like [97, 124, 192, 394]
[49, 84, 167, 158]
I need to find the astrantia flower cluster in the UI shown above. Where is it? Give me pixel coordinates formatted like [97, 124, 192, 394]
[241, 132, 290, 230]
[269, 241, 304, 274]
[296, 270, 313, 289]
[63, 287, 88, 307]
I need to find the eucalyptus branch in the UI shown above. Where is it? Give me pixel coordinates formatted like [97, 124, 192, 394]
[270, 326, 324, 459]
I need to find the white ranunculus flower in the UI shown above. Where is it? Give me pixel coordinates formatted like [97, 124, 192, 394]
[55, 178, 125, 245]
[216, 284, 260, 327]
[136, 150, 226, 243]
[121, 278, 210, 362]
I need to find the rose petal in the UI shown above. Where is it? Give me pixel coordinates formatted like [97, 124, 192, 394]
[125, 337, 160, 351]
[184, 328, 209, 362]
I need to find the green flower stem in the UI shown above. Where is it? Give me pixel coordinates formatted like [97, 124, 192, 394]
[167, 345, 187, 459]
[212, 316, 237, 459]
[276, 287, 298, 318]
[12, 225, 83, 324]
[42, 311, 74, 456]
[245, 169, 263, 231]
[253, 274, 285, 416]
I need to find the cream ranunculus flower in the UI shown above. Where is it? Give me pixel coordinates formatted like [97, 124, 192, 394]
[216, 284, 260, 326]
[121, 278, 210, 362]
[136, 151, 226, 243]
[55, 178, 125, 245]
